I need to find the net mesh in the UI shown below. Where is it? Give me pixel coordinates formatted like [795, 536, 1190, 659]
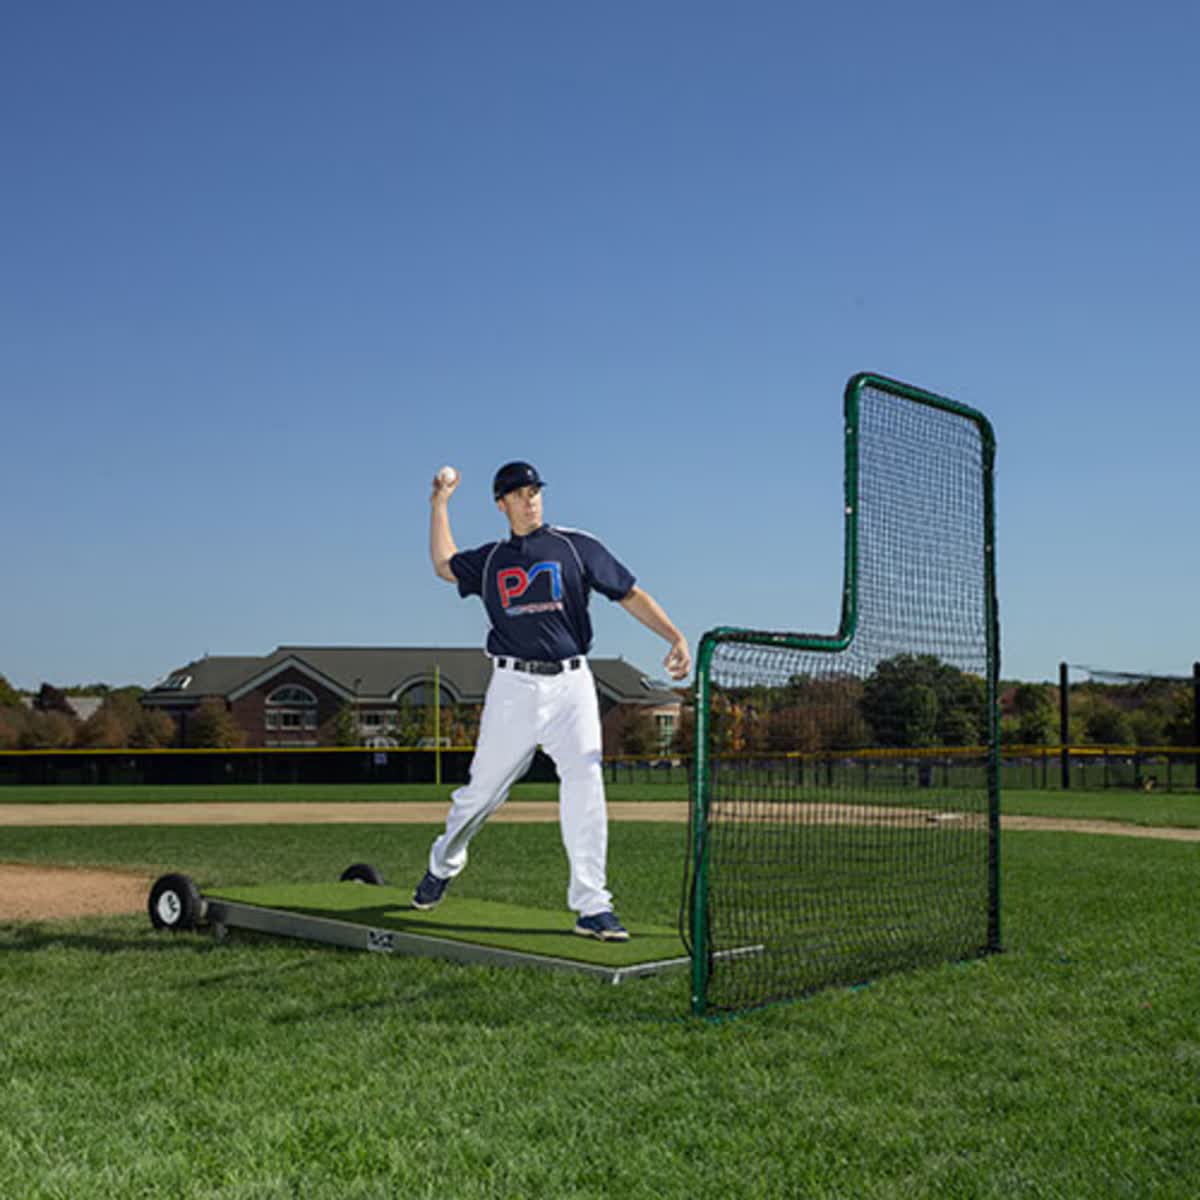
[690, 379, 998, 1012]
[1070, 664, 1192, 685]
[1063, 663, 1197, 789]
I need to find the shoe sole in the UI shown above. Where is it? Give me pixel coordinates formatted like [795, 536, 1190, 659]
[573, 925, 630, 942]
[411, 898, 442, 911]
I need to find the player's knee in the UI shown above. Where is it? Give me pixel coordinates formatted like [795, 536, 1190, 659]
[557, 751, 603, 784]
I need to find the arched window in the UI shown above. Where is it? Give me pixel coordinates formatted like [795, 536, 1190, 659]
[265, 684, 318, 734]
[397, 682, 456, 709]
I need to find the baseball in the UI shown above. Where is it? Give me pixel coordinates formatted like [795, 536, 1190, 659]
[438, 465, 458, 486]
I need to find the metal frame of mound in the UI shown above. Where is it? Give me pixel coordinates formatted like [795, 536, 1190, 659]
[147, 865, 757, 985]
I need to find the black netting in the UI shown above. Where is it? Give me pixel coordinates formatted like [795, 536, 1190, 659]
[689, 380, 998, 1012]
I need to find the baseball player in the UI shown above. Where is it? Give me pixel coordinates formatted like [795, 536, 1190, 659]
[414, 460, 691, 940]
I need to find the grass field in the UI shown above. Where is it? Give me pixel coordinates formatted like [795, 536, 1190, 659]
[2, 804, 1198, 1198]
[3, 780, 1199, 830]
[0, 782, 626, 805]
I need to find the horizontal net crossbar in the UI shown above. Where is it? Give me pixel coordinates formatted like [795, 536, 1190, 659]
[1070, 664, 1194, 685]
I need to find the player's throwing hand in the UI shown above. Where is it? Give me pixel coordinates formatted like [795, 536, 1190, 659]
[431, 465, 460, 502]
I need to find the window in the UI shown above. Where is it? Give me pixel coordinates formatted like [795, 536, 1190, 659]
[266, 684, 319, 738]
[655, 713, 676, 752]
[268, 685, 317, 706]
[397, 682, 456, 708]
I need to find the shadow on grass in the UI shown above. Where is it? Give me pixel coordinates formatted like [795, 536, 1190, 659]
[0, 915, 700, 1028]
[0, 923, 222, 956]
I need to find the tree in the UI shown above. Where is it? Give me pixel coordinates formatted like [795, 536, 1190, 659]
[20, 710, 76, 749]
[130, 707, 176, 749]
[1080, 699, 1133, 746]
[331, 700, 357, 744]
[75, 706, 128, 749]
[394, 704, 433, 747]
[34, 683, 75, 716]
[615, 707, 658, 756]
[1011, 683, 1057, 744]
[0, 673, 23, 709]
[1129, 708, 1168, 747]
[189, 698, 243, 748]
[0, 707, 27, 748]
[784, 676, 870, 751]
[75, 693, 176, 749]
[707, 691, 743, 754]
[444, 703, 482, 747]
[900, 682, 940, 746]
[1164, 685, 1195, 747]
[670, 706, 695, 756]
[860, 654, 986, 748]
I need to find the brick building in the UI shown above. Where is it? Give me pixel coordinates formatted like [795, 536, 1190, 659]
[141, 646, 684, 755]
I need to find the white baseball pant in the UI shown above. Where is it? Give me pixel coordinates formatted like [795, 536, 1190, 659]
[427, 659, 612, 917]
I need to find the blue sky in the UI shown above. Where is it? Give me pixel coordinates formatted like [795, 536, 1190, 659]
[3, 1, 1197, 691]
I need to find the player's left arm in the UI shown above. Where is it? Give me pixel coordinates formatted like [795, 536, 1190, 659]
[619, 586, 691, 680]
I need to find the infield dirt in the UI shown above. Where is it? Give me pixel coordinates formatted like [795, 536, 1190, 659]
[2, 802, 1196, 921]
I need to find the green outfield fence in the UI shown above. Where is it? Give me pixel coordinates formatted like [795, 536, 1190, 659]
[0, 746, 483, 788]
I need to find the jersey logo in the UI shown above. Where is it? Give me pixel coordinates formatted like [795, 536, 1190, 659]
[497, 561, 564, 615]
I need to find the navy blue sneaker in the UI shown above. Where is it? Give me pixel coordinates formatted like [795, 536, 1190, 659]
[574, 911, 630, 941]
[412, 870, 450, 911]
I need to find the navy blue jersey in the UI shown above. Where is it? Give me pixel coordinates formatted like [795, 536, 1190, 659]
[450, 524, 636, 661]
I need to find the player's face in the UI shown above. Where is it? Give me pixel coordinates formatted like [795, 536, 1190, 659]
[497, 484, 543, 535]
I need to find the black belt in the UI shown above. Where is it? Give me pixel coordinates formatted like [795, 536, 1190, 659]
[496, 657, 582, 676]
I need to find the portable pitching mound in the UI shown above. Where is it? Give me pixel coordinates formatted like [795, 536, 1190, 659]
[147, 866, 704, 985]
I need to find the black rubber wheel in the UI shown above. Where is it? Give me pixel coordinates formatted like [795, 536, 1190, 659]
[148, 873, 204, 931]
[340, 862, 386, 886]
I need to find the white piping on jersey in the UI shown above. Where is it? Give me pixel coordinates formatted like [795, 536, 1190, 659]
[480, 541, 504, 638]
[544, 526, 588, 578]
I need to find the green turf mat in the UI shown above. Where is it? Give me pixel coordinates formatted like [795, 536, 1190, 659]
[206, 883, 685, 966]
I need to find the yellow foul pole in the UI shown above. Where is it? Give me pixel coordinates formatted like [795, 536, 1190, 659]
[434, 664, 441, 786]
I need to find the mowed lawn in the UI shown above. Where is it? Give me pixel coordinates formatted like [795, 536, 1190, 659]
[1, 805, 1198, 1198]
[3, 780, 1199, 831]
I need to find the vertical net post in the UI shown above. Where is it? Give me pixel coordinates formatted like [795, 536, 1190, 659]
[1194, 663, 1199, 792]
[1059, 661, 1071, 791]
[688, 639, 716, 1016]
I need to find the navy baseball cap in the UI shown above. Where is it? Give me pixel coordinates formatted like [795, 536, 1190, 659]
[493, 461, 546, 499]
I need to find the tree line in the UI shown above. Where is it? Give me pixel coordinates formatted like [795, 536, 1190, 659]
[0, 679, 666, 756]
[1003, 677, 1195, 747]
[0, 679, 175, 750]
[7, 659, 1192, 756]
[707, 653, 1200, 755]
[707, 653, 989, 755]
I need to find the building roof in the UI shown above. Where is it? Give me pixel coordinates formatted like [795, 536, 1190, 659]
[21, 694, 105, 721]
[144, 647, 682, 707]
